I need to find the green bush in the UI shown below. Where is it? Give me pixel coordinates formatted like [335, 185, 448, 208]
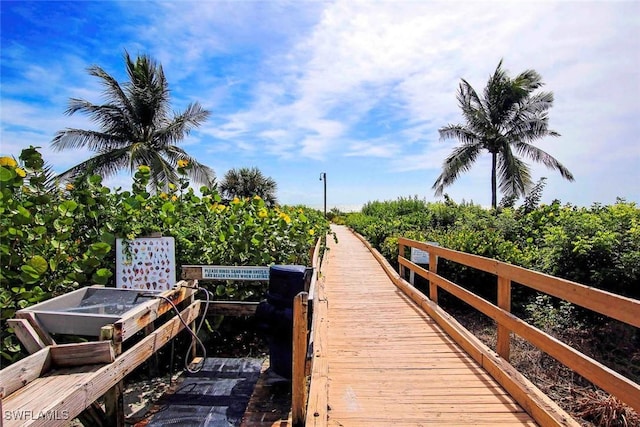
[0, 147, 330, 364]
[346, 196, 640, 301]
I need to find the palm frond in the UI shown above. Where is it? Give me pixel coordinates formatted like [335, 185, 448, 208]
[498, 147, 532, 198]
[50, 51, 214, 189]
[514, 142, 575, 181]
[433, 60, 573, 207]
[51, 128, 126, 152]
[432, 143, 483, 195]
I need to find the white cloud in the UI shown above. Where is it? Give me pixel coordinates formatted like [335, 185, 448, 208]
[2, 0, 638, 208]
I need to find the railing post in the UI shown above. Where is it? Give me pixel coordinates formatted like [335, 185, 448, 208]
[101, 324, 124, 427]
[429, 250, 439, 304]
[292, 292, 309, 427]
[398, 241, 406, 280]
[496, 276, 511, 360]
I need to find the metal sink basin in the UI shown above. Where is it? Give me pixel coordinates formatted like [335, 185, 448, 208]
[17, 286, 160, 337]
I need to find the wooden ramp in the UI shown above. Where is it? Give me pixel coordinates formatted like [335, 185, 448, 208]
[321, 226, 536, 426]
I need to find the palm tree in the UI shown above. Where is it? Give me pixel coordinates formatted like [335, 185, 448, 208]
[51, 52, 215, 190]
[433, 60, 574, 208]
[219, 167, 278, 206]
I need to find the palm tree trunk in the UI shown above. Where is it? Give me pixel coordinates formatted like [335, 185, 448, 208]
[491, 152, 497, 209]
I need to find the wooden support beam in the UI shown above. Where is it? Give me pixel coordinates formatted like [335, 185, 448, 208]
[1, 301, 201, 427]
[145, 322, 160, 377]
[306, 276, 328, 427]
[114, 282, 194, 342]
[14, 311, 55, 346]
[7, 318, 47, 355]
[0, 346, 52, 396]
[100, 324, 124, 427]
[429, 253, 438, 303]
[104, 381, 124, 427]
[50, 341, 115, 368]
[496, 276, 512, 361]
[205, 301, 259, 317]
[77, 402, 108, 427]
[292, 292, 309, 427]
[398, 242, 406, 280]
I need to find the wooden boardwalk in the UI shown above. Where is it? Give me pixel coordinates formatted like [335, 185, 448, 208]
[320, 226, 536, 426]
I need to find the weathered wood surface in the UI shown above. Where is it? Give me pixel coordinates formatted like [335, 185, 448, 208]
[398, 237, 640, 328]
[398, 237, 640, 413]
[1, 301, 200, 427]
[313, 226, 539, 426]
[206, 301, 260, 316]
[292, 292, 309, 426]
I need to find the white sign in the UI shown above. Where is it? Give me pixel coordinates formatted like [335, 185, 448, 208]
[409, 242, 439, 286]
[410, 247, 430, 264]
[202, 266, 270, 281]
[410, 242, 439, 264]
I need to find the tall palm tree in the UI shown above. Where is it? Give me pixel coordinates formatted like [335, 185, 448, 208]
[433, 60, 574, 208]
[219, 167, 278, 206]
[51, 52, 215, 190]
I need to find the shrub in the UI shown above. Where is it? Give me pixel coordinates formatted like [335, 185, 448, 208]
[0, 147, 330, 364]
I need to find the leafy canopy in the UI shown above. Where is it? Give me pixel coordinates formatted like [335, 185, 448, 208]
[51, 51, 214, 191]
[433, 60, 574, 208]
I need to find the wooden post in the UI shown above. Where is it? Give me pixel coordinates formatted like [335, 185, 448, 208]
[428, 251, 439, 304]
[292, 292, 309, 427]
[145, 323, 159, 377]
[496, 276, 512, 361]
[189, 282, 198, 361]
[101, 325, 124, 427]
[398, 242, 406, 280]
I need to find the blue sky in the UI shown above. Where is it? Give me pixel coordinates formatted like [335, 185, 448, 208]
[1, 1, 639, 211]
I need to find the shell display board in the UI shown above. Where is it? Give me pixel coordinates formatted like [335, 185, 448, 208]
[115, 237, 176, 291]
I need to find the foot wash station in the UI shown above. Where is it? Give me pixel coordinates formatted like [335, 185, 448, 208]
[1, 235, 321, 427]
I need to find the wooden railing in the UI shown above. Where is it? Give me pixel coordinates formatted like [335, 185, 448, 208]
[292, 236, 324, 427]
[396, 237, 640, 417]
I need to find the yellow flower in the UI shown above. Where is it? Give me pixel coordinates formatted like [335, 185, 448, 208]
[171, 195, 178, 202]
[66, 183, 74, 191]
[253, 195, 262, 200]
[279, 212, 291, 224]
[15, 168, 26, 178]
[258, 208, 268, 218]
[160, 192, 168, 200]
[232, 197, 241, 205]
[308, 229, 315, 236]
[0, 156, 17, 167]
[177, 159, 189, 168]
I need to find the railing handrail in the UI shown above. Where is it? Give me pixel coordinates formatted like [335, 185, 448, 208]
[292, 236, 324, 427]
[397, 236, 640, 413]
[399, 237, 639, 327]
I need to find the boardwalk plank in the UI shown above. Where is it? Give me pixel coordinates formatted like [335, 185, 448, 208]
[321, 225, 537, 426]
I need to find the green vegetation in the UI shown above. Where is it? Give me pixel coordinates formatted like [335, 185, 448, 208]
[434, 60, 574, 208]
[344, 196, 639, 425]
[0, 147, 330, 363]
[345, 196, 639, 301]
[219, 167, 278, 207]
[51, 52, 214, 190]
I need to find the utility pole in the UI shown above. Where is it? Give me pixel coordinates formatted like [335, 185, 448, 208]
[319, 172, 326, 218]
